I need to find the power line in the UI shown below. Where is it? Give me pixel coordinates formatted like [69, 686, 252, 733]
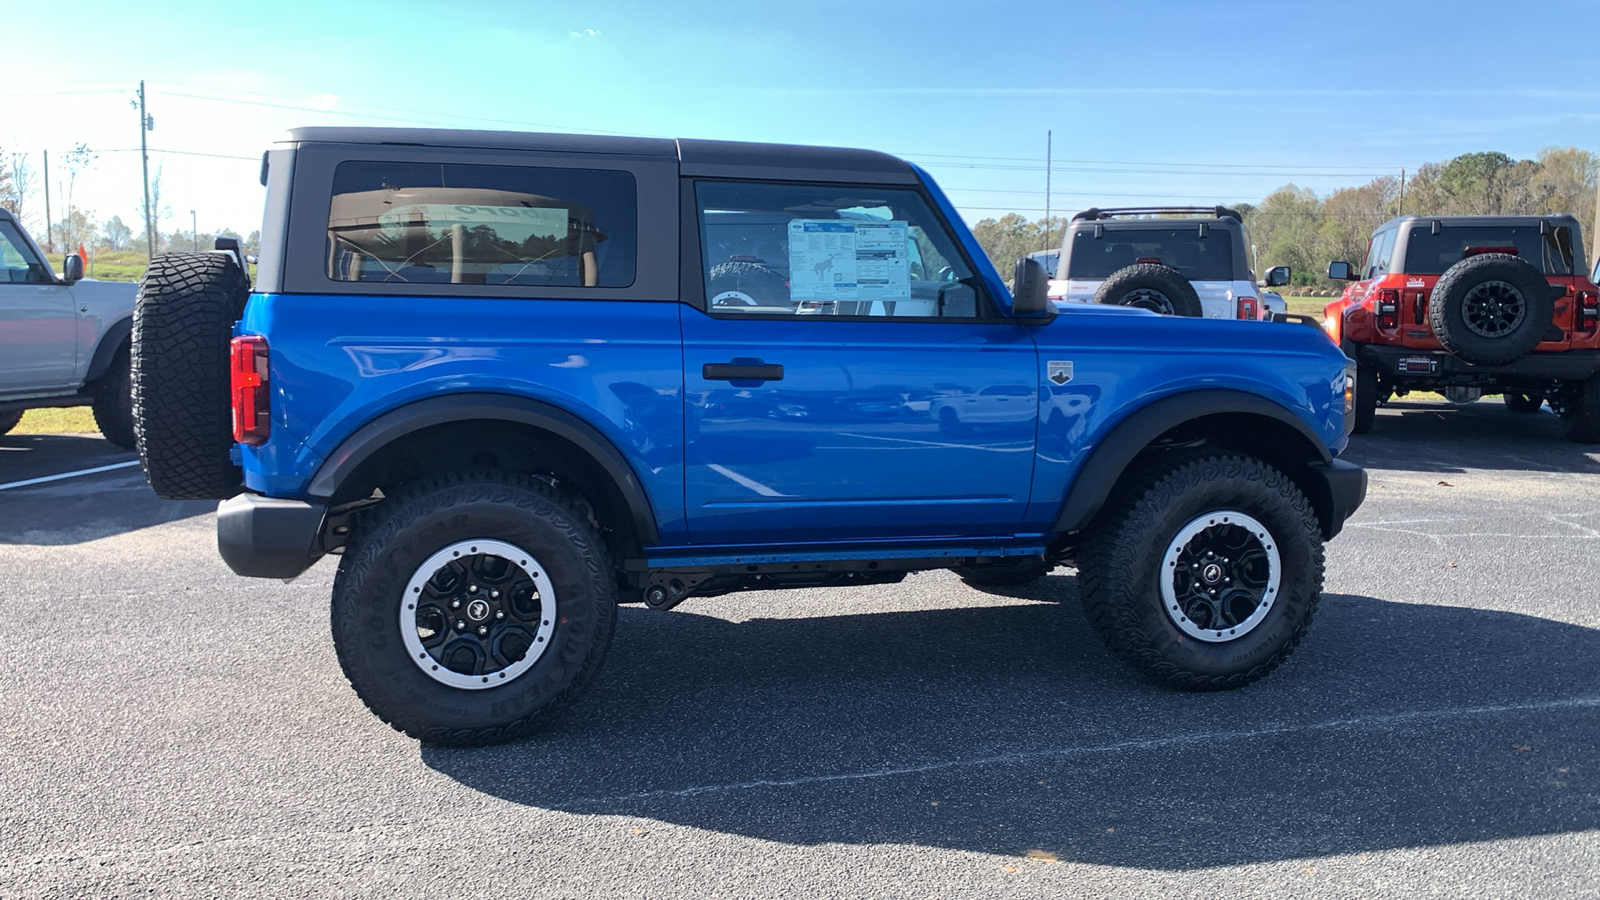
[900, 149, 1405, 172]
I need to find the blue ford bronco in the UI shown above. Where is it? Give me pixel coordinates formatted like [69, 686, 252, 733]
[130, 127, 1365, 745]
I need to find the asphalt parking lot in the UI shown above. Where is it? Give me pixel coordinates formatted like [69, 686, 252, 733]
[1, 397, 1597, 899]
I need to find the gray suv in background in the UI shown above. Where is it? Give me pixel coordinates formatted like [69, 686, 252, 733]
[1047, 206, 1289, 320]
[0, 208, 138, 446]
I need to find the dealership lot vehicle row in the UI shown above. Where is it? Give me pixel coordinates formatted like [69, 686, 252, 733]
[1, 401, 1597, 899]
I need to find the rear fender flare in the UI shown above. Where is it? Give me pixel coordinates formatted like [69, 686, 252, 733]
[307, 393, 660, 544]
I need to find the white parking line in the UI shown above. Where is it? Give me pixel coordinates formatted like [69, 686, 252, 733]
[567, 694, 1600, 807]
[0, 459, 141, 492]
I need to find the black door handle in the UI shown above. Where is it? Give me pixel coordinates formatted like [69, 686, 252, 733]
[704, 362, 784, 382]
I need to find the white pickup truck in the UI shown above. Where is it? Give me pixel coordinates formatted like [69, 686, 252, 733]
[0, 208, 138, 446]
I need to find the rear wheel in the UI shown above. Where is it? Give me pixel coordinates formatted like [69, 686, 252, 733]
[1353, 363, 1378, 434]
[1560, 376, 1600, 444]
[332, 470, 617, 745]
[1078, 452, 1323, 690]
[1502, 391, 1545, 413]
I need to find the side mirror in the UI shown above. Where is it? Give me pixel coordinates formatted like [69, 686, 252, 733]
[1011, 257, 1054, 319]
[1264, 265, 1291, 287]
[61, 254, 84, 283]
[1327, 261, 1355, 281]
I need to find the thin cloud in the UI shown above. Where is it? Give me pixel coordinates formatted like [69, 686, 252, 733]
[569, 28, 601, 38]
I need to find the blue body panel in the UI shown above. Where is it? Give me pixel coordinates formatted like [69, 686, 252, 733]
[238, 293, 690, 543]
[235, 165, 1350, 563]
[680, 304, 1039, 544]
[1019, 303, 1350, 531]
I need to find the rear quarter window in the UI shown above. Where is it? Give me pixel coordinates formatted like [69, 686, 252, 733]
[1402, 225, 1573, 276]
[326, 161, 636, 288]
[1065, 227, 1235, 281]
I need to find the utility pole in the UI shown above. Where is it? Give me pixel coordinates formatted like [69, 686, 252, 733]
[1043, 130, 1052, 253]
[191, 210, 197, 250]
[139, 80, 154, 260]
[42, 150, 52, 251]
[1398, 168, 1406, 216]
[1592, 175, 1599, 276]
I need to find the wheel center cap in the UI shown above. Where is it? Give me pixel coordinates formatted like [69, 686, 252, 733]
[466, 598, 492, 622]
[1202, 563, 1224, 584]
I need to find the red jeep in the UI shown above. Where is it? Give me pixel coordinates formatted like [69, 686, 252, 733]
[1324, 214, 1600, 441]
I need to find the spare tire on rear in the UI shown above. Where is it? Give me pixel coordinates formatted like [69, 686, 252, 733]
[1428, 253, 1555, 366]
[132, 252, 251, 500]
[1091, 263, 1203, 317]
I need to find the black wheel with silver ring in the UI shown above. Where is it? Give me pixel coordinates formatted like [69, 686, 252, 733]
[332, 470, 617, 745]
[1079, 452, 1324, 690]
[402, 539, 558, 689]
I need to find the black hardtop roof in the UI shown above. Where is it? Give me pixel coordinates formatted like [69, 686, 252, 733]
[1376, 213, 1584, 232]
[1071, 206, 1243, 224]
[278, 127, 915, 178]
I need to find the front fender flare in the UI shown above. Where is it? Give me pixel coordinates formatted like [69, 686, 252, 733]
[1054, 389, 1332, 535]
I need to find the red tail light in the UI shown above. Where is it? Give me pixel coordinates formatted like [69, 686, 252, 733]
[1578, 290, 1598, 334]
[231, 335, 270, 445]
[1376, 289, 1400, 330]
[1236, 296, 1258, 320]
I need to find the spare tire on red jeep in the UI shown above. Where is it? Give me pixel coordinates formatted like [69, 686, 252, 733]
[1092, 263, 1203, 317]
[132, 252, 251, 500]
[1428, 253, 1556, 366]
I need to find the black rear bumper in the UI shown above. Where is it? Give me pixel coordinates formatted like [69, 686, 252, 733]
[1304, 458, 1367, 540]
[1356, 344, 1600, 387]
[216, 493, 327, 579]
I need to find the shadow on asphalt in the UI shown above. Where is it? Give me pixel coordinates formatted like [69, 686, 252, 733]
[423, 584, 1600, 868]
[0, 433, 212, 545]
[1347, 397, 1600, 474]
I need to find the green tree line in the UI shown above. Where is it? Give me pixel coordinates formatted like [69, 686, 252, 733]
[972, 147, 1598, 286]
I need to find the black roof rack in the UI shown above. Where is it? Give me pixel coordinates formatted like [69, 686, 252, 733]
[1072, 206, 1242, 223]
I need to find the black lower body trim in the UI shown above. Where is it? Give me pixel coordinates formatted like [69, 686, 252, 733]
[1304, 458, 1367, 540]
[216, 493, 327, 578]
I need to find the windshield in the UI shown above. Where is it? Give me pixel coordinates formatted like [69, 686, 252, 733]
[1065, 227, 1234, 281]
[1403, 224, 1574, 276]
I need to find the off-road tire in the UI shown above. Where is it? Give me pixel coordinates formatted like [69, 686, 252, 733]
[1559, 375, 1600, 443]
[707, 261, 789, 309]
[956, 558, 1053, 588]
[331, 470, 618, 746]
[132, 252, 250, 499]
[1353, 362, 1378, 434]
[1078, 452, 1323, 690]
[1429, 253, 1554, 366]
[90, 347, 136, 449]
[0, 410, 22, 435]
[1092, 264, 1203, 318]
[1502, 391, 1544, 413]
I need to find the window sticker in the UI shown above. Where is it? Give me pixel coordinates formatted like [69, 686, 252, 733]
[788, 219, 911, 301]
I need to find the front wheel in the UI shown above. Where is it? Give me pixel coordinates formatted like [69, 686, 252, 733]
[91, 348, 136, 449]
[331, 470, 617, 745]
[1078, 452, 1324, 690]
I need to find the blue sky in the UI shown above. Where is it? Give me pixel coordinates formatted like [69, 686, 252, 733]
[5, 0, 1597, 238]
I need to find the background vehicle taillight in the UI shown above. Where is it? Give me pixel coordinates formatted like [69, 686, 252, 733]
[231, 335, 270, 445]
[1578, 290, 1599, 333]
[1376, 289, 1400, 329]
[1237, 296, 1258, 320]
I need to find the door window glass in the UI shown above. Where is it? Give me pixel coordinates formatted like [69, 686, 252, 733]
[696, 181, 982, 318]
[1365, 229, 1396, 279]
[0, 222, 51, 284]
[326, 161, 636, 288]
